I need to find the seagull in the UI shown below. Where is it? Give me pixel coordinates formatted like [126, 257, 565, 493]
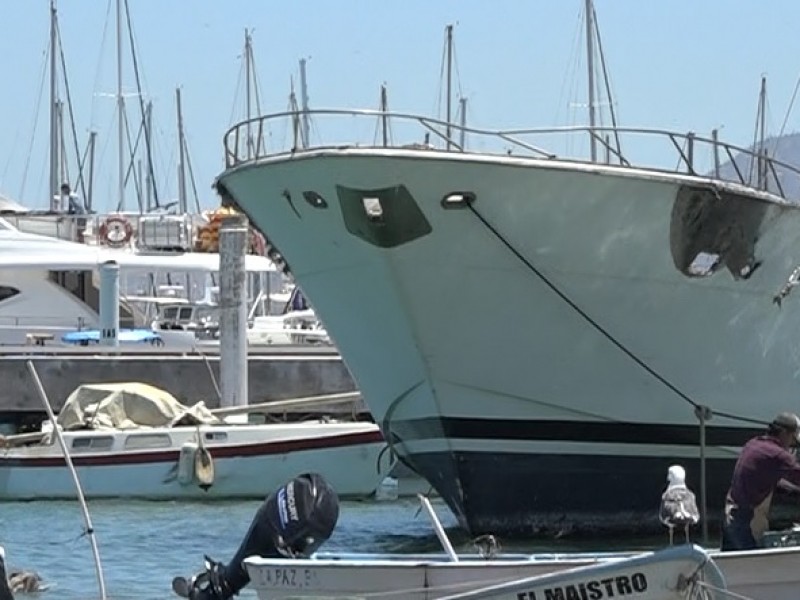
[472, 534, 500, 559]
[0, 546, 43, 598]
[659, 465, 700, 545]
[8, 570, 42, 594]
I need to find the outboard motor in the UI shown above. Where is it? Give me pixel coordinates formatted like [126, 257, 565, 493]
[174, 472, 339, 600]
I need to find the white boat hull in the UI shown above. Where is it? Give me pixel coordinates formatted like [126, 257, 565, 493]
[218, 148, 800, 534]
[245, 544, 799, 600]
[0, 422, 389, 500]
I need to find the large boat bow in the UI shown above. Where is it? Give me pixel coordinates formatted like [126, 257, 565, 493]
[215, 109, 800, 536]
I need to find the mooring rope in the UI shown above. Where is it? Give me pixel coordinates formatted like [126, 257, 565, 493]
[466, 201, 769, 432]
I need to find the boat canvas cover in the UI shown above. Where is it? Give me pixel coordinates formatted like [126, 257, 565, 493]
[57, 382, 220, 430]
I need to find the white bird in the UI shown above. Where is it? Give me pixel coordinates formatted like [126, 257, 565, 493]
[659, 465, 700, 545]
[0, 546, 43, 598]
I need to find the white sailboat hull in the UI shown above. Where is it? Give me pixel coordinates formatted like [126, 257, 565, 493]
[217, 147, 800, 535]
[0, 422, 388, 500]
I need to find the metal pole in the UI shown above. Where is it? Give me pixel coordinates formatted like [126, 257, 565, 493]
[445, 25, 453, 151]
[299, 58, 311, 148]
[99, 261, 120, 347]
[459, 97, 467, 150]
[26, 361, 108, 600]
[145, 101, 153, 210]
[116, 0, 125, 212]
[137, 158, 143, 212]
[585, 0, 597, 162]
[87, 131, 97, 212]
[759, 76, 767, 190]
[176, 87, 187, 214]
[418, 494, 459, 562]
[245, 29, 253, 159]
[219, 214, 249, 409]
[380, 84, 389, 148]
[49, 0, 58, 211]
[711, 129, 720, 178]
[695, 405, 711, 546]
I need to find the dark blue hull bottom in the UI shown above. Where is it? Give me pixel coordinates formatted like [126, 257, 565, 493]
[404, 451, 745, 539]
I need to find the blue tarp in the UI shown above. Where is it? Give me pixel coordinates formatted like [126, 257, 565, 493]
[61, 329, 163, 345]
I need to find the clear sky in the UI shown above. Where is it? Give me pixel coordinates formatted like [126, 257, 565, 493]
[2, 0, 800, 212]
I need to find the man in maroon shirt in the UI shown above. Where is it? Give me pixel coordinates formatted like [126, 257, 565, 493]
[721, 412, 800, 551]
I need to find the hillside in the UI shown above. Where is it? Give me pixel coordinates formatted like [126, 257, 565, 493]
[717, 131, 800, 200]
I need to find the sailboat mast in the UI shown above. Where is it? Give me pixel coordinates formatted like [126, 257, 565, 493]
[758, 75, 767, 190]
[245, 29, 253, 158]
[87, 131, 97, 211]
[116, 0, 125, 212]
[176, 88, 187, 214]
[380, 84, 389, 147]
[145, 101, 153, 210]
[445, 24, 453, 151]
[299, 58, 310, 148]
[459, 97, 467, 150]
[49, 0, 58, 210]
[585, 0, 597, 162]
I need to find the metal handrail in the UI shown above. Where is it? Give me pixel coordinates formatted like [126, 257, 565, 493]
[222, 108, 800, 201]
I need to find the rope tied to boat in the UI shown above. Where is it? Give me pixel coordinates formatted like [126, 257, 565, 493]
[465, 200, 769, 431]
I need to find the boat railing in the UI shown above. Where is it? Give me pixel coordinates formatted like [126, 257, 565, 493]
[223, 108, 800, 201]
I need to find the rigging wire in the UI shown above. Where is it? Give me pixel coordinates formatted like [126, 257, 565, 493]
[246, 36, 266, 153]
[124, 0, 159, 209]
[434, 27, 447, 123]
[777, 75, 800, 143]
[55, 17, 88, 202]
[591, 3, 622, 161]
[228, 54, 245, 126]
[19, 45, 50, 203]
[554, 6, 584, 128]
[90, 0, 114, 130]
[182, 134, 202, 213]
[748, 79, 772, 186]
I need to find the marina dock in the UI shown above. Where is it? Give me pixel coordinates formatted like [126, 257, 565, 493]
[0, 345, 361, 428]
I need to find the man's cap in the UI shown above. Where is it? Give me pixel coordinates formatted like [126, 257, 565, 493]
[771, 412, 800, 440]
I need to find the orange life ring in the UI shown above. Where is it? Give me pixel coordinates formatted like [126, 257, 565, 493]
[99, 215, 133, 248]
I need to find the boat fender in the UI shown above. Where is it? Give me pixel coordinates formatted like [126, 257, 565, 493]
[177, 442, 199, 485]
[98, 214, 133, 248]
[194, 430, 215, 491]
[174, 472, 340, 600]
[194, 446, 215, 491]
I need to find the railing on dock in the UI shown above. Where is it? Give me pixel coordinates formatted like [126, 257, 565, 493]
[223, 108, 800, 201]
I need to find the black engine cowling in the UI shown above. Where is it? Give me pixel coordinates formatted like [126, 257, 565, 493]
[180, 472, 339, 600]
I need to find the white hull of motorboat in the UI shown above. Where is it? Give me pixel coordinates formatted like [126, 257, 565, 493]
[0, 421, 388, 500]
[217, 133, 800, 534]
[245, 544, 799, 600]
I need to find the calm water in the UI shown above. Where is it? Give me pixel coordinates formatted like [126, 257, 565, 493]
[0, 497, 671, 599]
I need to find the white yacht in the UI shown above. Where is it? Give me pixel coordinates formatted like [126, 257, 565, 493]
[0, 213, 332, 348]
[214, 102, 800, 538]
